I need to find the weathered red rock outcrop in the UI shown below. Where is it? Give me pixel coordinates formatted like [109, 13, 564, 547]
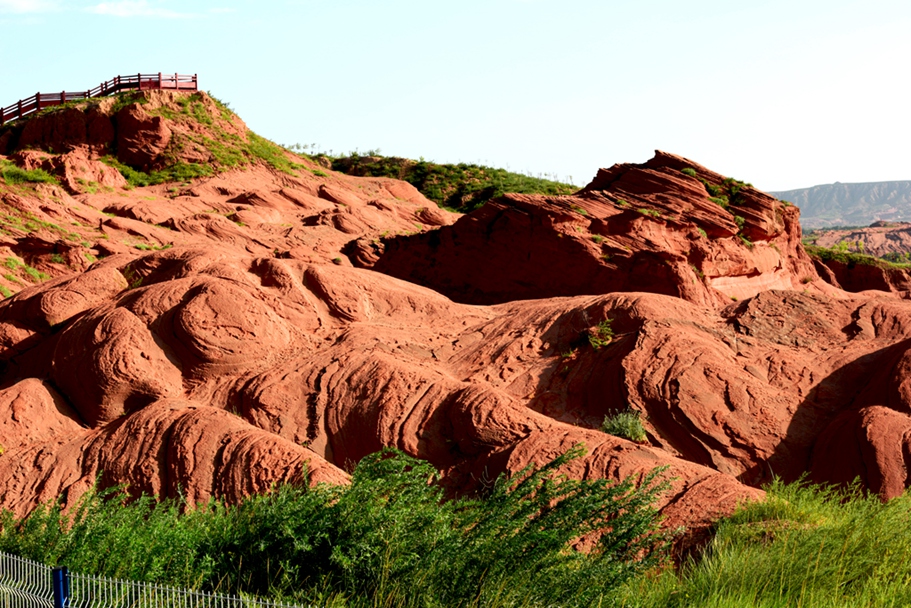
[350, 152, 825, 308]
[812, 256, 911, 294]
[7, 92, 911, 544]
[808, 222, 911, 294]
[813, 221, 911, 259]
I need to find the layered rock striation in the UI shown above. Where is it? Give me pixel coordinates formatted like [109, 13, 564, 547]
[3, 94, 911, 542]
[350, 152, 824, 308]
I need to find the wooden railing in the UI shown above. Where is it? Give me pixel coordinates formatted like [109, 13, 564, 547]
[0, 73, 197, 126]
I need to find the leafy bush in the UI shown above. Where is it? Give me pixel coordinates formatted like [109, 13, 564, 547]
[680, 167, 698, 177]
[0, 448, 671, 607]
[709, 195, 730, 209]
[602, 410, 648, 443]
[587, 319, 614, 349]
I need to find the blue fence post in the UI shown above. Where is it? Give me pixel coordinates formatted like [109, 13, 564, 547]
[52, 566, 69, 608]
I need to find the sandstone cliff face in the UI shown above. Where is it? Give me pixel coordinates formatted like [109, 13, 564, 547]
[4, 94, 911, 541]
[350, 152, 825, 308]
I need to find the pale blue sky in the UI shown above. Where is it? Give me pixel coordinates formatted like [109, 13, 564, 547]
[1, 0, 909, 191]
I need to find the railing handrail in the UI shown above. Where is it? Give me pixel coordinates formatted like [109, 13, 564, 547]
[0, 72, 198, 126]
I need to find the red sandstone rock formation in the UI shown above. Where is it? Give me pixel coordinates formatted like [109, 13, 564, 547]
[350, 152, 826, 308]
[4, 91, 911, 543]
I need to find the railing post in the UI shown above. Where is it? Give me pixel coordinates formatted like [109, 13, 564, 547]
[18, 99, 23, 119]
[52, 567, 69, 608]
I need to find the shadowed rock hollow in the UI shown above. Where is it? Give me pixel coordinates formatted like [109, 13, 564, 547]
[3, 91, 911, 542]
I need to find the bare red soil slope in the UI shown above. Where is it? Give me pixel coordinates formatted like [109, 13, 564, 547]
[2, 91, 911, 541]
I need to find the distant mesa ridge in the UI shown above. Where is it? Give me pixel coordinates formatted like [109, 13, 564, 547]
[772, 180, 911, 229]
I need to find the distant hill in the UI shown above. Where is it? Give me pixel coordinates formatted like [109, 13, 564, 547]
[770, 181, 911, 229]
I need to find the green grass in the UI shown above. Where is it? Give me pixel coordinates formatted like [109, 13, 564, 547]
[100, 91, 305, 185]
[602, 410, 648, 443]
[0, 448, 670, 608]
[806, 244, 911, 270]
[327, 153, 577, 213]
[100, 156, 213, 188]
[3, 257, 48, 283]
[130, 242, 172, 251]
[0, 160, 58, 186]
[618, 480, 911, 608]
[637, 208, 661, 218]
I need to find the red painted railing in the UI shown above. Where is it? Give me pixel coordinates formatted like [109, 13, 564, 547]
[0, 73, 197, 126]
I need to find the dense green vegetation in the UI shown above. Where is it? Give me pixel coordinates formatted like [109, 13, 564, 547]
[0, 448, 670, 608]
[325, 153, 577, 213]
[3, 420, 911, 607]
[805, 243, 911, 270]
[618, 480, 911, 607]
[0, 159, 58, 186]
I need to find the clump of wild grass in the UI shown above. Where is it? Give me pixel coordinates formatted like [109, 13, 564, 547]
[619, 479, 911, 607]
[602, 409, 648, 443]
[0, 160, 58, 186]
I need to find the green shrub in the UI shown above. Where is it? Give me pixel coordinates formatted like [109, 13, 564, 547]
[709, 195, 730, 209]
[330, 154, 577, 213]
[0, 448, 670, 607]
[696, 227, 708, 238]
[680, 167, 697, 177]
[602, 410, 648, 443]
[734, 215, 745, 229]
[587, 319, 614, 349]
[637, 208, 661, 218]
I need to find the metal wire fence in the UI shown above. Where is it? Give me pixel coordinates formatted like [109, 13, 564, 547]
[0, 551, 308, 608]
[0, 552, 54, 608]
